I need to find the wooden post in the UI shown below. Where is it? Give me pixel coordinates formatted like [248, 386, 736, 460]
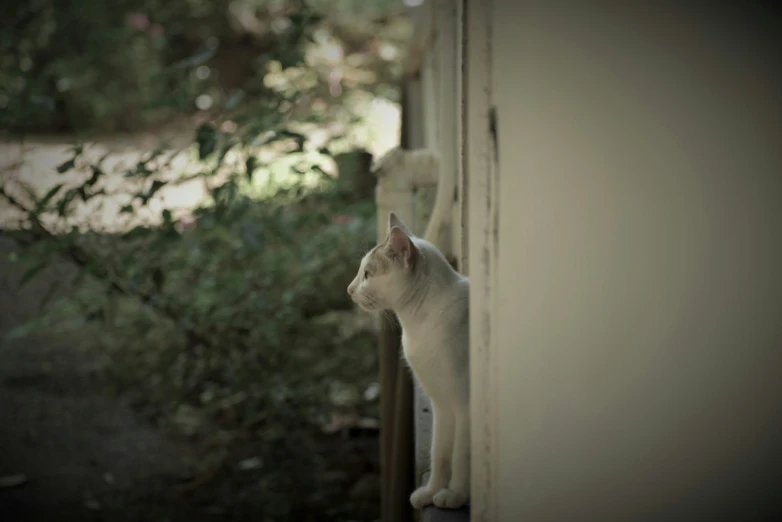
[464, 0, 498, 520]
[377, 82, 417, 522]
[377, 1, 466, 519]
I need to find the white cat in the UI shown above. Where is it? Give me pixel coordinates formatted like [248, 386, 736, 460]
[347, 212, 470, 510]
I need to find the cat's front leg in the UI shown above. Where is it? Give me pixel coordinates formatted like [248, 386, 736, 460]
[433, 408, 470, 509]
[410, 404, 454, 509]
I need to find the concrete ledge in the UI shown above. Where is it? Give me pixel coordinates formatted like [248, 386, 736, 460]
[421, 504, 470, 522]
[417, 473, 470, 522]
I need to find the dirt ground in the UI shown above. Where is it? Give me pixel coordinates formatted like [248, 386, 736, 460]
[0, 237, 213, 522]
[0, 126, 221, 521]
[0, 232, 381, 522]
[0, 235, 381, 522]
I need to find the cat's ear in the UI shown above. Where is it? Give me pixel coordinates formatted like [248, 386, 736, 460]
[388, 226, 417, 267]
[388, 212, 414, 237]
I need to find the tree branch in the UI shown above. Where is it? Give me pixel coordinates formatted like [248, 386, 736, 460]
[0, 185, 214, 350]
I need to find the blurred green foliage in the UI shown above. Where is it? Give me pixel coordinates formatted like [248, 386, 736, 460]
[1, 0, 408, 133]
[1, 0, 410, 519]
[5, 175, 382, 519]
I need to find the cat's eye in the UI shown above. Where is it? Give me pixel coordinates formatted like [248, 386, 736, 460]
[364, 269, 370, 279]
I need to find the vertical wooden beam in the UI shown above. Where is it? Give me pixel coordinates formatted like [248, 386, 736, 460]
[464, 0, 498, 521]
[388, 347, 415, 522]
[421, 51, 439, 151]
[423, 0, 460, 257]
[378, 314, 400, 522]
[459, 0, 469, 275]
[378, 312, 414, 522]
[449, 0, 465, 274]
[377, 81, 417, 522]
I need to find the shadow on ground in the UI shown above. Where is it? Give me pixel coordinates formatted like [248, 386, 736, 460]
[0, 235, 381, 522]
[0, 237, 210, 521]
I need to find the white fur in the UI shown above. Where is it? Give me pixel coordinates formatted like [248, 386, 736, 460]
[347, 212, 470, 510]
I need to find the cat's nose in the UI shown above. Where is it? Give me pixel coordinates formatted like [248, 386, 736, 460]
[347, 285, 354, 296]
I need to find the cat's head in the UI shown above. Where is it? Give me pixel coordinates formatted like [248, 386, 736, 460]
[347, 212, 420, 312]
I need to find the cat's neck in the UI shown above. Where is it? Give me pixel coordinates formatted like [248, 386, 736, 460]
[392, 254, 461, 331]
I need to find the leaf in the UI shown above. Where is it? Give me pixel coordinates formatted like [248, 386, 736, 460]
[124, 226, 151, 239]
[18, 260, 48, 288]
[96, 150, 112, 167]
[137, 180, 167, 204]
[152, 267, 165, 292]
[17, 183, 38, 206]
[240, 221, 265, 250]
[36, 183, 63, 210]
[237, 457, 263, 471]
[56, 159, 75, 174]
[215, 138, 238, 167]
[224, 90, 245, 110]
[85, 166, 103, 187]
[277, 130, 306, 151]
[84, 308, 105, 323]
[196, 123, 218, 160]
[57, 190, 77, 216]
[261, 130, 306, 150]
[245, 156, 258, 181]
[4, 316, 46, 341]
[38, 279, 62, 312]
[135, 162, 152, 177]
[311, 165, 331, 180]
[144, 148, 165, 164]
[83, 499, 101, 511]
[30, 95, 55, 111]
[172, 48, 216, 69]
[0, 474, 27, 489]
[145, 180, 166, 201]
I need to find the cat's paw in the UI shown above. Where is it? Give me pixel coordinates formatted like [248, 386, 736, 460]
[433, 488, 469, 509]
[410, 486, 435, 509]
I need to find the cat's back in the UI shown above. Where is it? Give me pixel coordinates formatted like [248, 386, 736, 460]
[404, 275, 469, 359]
[402, 240, 469, 353]
[432, 273, 469, 328]
[403, 275, 470, 400]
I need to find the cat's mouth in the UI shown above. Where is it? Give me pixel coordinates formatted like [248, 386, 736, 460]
[353, 294, 379, 312]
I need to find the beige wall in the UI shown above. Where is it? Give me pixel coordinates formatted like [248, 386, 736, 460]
[475, 1, 782, 521]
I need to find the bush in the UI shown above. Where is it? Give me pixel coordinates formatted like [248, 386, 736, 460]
[2, 1, 171, 131]
[1, 1, 409, 518]
[0, 0, 408, 134]
[3, 173, 382, 520]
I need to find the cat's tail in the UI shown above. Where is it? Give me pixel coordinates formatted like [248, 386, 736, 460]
[372, 147, 458, 270]
[420, 155, 458, 271]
